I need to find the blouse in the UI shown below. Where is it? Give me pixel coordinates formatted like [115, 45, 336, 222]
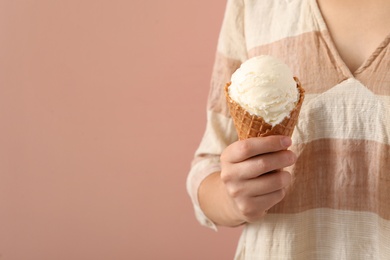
[187, 0, 390, 259]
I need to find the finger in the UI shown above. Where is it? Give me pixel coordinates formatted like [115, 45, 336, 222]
[244, 170, 292, 196]
[236, 188, 288, 222]
[225, 170, 292, 198]
[221, 135, 292, 163]
[229, 150, 297, 179]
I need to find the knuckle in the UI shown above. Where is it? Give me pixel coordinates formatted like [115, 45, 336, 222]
[285, 151, 297, 165]
[273, 172, 290, 189]
[237, 140, 252, 157]
[256, 158, 268, 171]
[239, 204, 262, 222]
[220, 152, 228, 163]
[238, 203, 253, 217]
[280, 188, 287, 198]
[243, 209, 257, 219]
[275, 188, 287, 201]
[226, 184, 242, 198]
[273, 174, 285, 189]
[220, 170, 232, 183]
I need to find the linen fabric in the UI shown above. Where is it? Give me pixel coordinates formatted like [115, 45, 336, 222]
[187, 0, 390, 259]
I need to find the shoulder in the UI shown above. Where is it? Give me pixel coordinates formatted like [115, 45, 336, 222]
[243, 0, 312, 49]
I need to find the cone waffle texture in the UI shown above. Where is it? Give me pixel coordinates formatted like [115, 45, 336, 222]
[224, 77, 305, 140]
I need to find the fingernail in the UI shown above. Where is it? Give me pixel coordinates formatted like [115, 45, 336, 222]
[281, 136, 292, 147]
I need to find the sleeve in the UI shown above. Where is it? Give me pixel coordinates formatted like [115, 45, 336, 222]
[186, 0, 248, 230]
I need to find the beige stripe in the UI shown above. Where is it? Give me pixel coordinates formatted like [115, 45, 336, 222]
[209, 32, 390, 117]
[248, 31, 390, 96]
[248, 31, 349, 94]
[268, 139, 390, 220]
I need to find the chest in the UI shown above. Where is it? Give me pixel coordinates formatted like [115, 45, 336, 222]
[317, 0, 390, 73]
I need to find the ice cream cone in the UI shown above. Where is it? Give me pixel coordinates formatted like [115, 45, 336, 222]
[225, 77, 305, 140]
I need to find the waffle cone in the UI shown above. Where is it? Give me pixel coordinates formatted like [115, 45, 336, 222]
[224, 77, 305, 140]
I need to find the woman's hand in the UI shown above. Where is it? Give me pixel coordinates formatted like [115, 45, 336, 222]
[220, 135, 296, 224]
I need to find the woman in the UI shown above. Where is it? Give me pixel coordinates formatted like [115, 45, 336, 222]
[187, 0, 390, 258]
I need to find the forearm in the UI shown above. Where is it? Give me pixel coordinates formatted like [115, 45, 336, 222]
[198, 171, 244, 227]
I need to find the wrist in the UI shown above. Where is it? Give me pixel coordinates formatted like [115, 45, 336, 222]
[218, 177, 247, 227]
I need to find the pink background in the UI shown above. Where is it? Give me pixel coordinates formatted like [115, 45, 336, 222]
[0, 0, 243, 259]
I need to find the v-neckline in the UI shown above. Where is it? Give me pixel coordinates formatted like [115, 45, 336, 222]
[309, 0, 390, 78]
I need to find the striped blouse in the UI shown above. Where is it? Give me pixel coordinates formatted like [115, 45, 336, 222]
[187, 0, 390, 259]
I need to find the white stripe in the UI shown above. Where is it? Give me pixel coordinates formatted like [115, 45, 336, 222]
[293, 78, 390, 145]
[217, 0, 322, 59]
[236, 208, 390, 259]
[245, 0, 321, 50]
[194, 110, 237, 157]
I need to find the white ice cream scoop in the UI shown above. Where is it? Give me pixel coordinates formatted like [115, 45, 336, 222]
[228, 55, 299, 126]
